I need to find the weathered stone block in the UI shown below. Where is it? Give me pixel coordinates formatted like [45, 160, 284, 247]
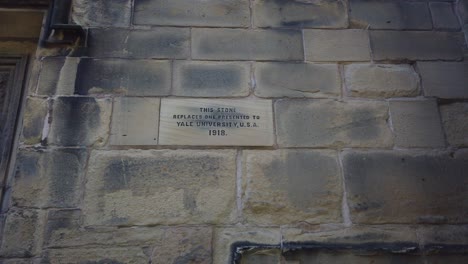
[440, 103, 468, 147]
[83, 150, 236, 226]
[213, 227, 280, 264]
[242, 150, 342, 225]
[345, 64, 420, 98]
[192, 28, 303, 61]
[254, 62, 340, 98]
[252, 0, 348, 28]
[343, 150, 468, 224]
[418, 61, 468, 99]
[72, 0, 131, 27]
[173, 61, 250, 97]
[275, 100, 392, 148]
[42, 248, 149, 264]
[134, 0, 249, 27]
[48, 97, 111, 146]
[12, 149, 87, 208]
[36, 57, 78, 96]
[389, 100, 445, 148]
[44, 211, 213, 264]
[370, 31, 463, 61]
[21, 98, 48, 145]
[430, 2, 460, 30]
[283, 251, 424, 263]
[349, 0, 432, 29]
[75, 59, 171, 96]
[0, 209, 44, 258]
[110, 97, 160, 145]
[304, 29, 371, 62]
[87, 28, 190, 59]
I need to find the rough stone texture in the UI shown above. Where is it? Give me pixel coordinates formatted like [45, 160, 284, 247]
[0, 11, 43, 38]
[173, 61, 250, 97]
[345, 64, 419, 98]
[242, 150, 342, 225]
[304, 29, 371, 61]
[192, 28, 303, 61]
[213, 227, 280, 264]
[75, 59, 171, 96]
[72, 0, 131, 27]
[0, 209, 44, 258]
[440, 103, 468, 147]
[254, 63, 340, 98]
[36, 57, 78, 96]
[134, 0, 249, 27]
[252, 0, 348, 28]
[349, 0, 432, 30]
[11, 149, 87, 208]
[275, 100, 392, 148]
[42, 248, 149, 264]
[418, 61, 468, 99]
[47, 97, 111, 147]
[390, 100, 445, 148]
[110, 97, 160, 145]
[343, 150, 468, 224]
[44, 210, 213, 264]
[20, 98, 48, 145]
[370, 31, 464, 61]
[83, 150, 236, 226]
[87, 28, 190, 59]
[430, 2, 460, 30]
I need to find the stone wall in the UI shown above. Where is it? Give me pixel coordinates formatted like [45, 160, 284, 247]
[1, 0, 468, 263]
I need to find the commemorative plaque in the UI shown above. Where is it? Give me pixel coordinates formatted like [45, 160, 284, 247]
[159, 99, 274, 146]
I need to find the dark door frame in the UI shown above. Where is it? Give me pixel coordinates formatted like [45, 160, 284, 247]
[0, 54, 28, 212]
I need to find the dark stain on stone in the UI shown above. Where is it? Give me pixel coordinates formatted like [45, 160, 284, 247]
[347, 109, 380, 140]
[52, 97, 101, 146]
[173, 245, 211, 264]
[263, 151, 337, 210]
[103, 159, 132, 192]
[181, 67, 241, 90]
[15, 152, 39, 180]
[44, 209, 81, 245]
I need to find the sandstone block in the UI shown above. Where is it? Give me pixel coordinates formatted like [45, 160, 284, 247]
[83, 150, 236, 226]
[343, 150, 468, 224]
[44, 211, 213, 264]
[75, 59, 171, 96]
[173, 61, 250, 97]
[252, 0, 348, 28]
[304, 29, 371, 62]
[430, 2, 460, 30]
[21, 98, 48, 145]
[110, 97, 160, 145]
[71, 0, 131, 27]
[0, 209, 44, 258]
[345, 64, 419, 98]
[213, 227, 280, 264]
[254, 62, 340, 98]
[418, 61, 468, 99]
[349, 0, 432, 29]
[192, 28, 303, 61]
[42, 248, 148, 264]
[87, 28, 190, 59]
[36, 57, 78, 96]
[242, 150, 342, 225]
[12, 149, 87, 208]
[389, 100, 445, 148]
[134, 0, 249, 27]
[440, 103, 468, 147]
[275, 100, 392, 148]
[370, 31, 463, 61]
[48, 97, 111, 146]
